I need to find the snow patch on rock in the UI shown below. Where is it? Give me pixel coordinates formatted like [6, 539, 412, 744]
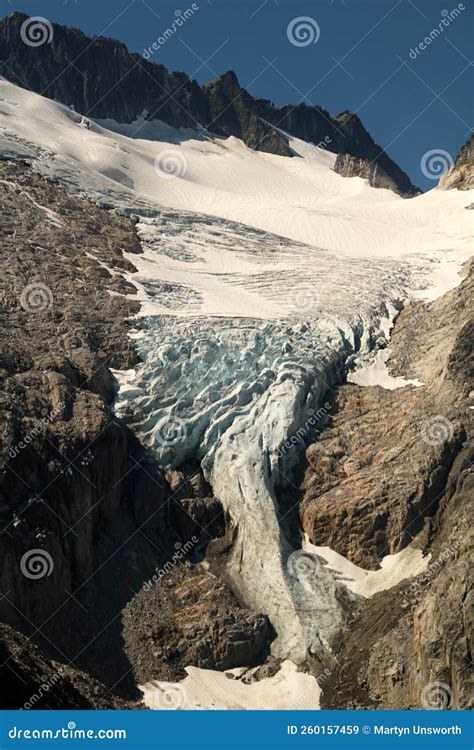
[303, 536, 430, 599]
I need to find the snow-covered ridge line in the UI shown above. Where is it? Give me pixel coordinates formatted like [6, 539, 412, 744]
[1, 78, 472, 262]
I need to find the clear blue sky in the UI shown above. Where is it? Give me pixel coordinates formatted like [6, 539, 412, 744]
[9, 0, 474, 189]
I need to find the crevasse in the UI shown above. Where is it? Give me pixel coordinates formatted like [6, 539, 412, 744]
[114, 307, 397, 666]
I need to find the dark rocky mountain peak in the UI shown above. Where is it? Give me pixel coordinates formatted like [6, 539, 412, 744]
[0, 10, 420, 196]
[207, 69, 241, 90]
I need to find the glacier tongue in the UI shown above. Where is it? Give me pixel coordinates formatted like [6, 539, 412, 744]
[104, 192, 418, 667]
[204, 342, 345, 664]
[116, 312, 385, 664]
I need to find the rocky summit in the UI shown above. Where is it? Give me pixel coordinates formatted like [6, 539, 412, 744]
[439, 134, 474, 192]
[0, 11, 420, 196]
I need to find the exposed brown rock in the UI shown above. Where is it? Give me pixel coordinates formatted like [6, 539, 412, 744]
[0, 159, 171, 698]
[439, 135, 474, 191]
[122, 566, 274, 684]
[301, 265, 474, 709]
[165, 462, 225, 544]
[300, 265, 472, 569]
[0, 159, 270, 704]
[321, 441, 473, 709]
[0, 152, 471, 710]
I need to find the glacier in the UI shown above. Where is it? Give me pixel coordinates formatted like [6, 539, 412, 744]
[1, 77, 472, 670]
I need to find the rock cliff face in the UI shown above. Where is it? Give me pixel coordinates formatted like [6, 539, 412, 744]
[0, 159, 166, 696]
[0, 159, 270, 702]
[332, 112, 420, 196]
[439, 135, 474, 191]
[298, 264, 473, 708]
[0, 11, 419, 196]
[0, 624, 134, 709]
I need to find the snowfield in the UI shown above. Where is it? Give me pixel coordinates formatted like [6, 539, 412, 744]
[1, 77, 471, 268]
[140, 660, 322, 711]
[1, 76, 472, 700]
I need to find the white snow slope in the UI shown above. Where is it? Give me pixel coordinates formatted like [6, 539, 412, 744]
[1, 77, 472, 686]
[140, 660, 321, 711]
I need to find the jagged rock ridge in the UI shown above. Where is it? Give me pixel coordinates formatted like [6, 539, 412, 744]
[439, 134, 474, 191]
[0, 11, 419, 196]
